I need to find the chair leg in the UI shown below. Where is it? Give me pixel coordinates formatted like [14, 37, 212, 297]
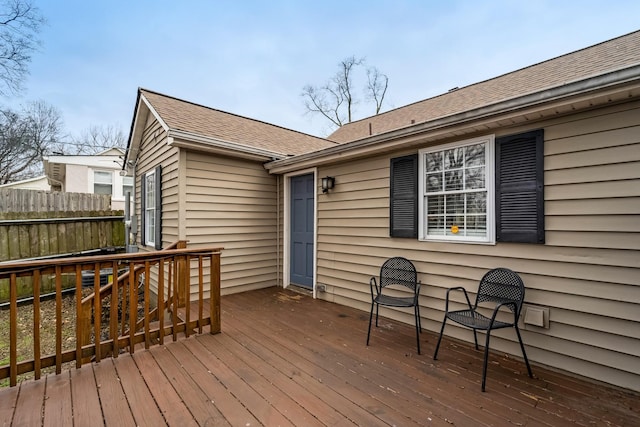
[473, 329, 479, 350]
[416, 305, 422, 332]
[515, 324, 533, 378]
[414, 305, 421, 355]
[481, 329, 492, 392]
[375, 304, 380, 327]
[433, 316, 447, 360]
[366, 302, 375, 346]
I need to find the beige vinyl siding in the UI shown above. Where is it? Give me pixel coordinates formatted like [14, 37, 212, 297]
[184, 151, 278, 295]
[314, 100, 640, 391]
[132, 115, 180, 299]
[134, 115, 180, 250]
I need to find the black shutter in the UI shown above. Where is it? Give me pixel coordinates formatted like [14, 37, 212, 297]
[390, 154, 418, 238]
[140, 172, 146, 245]
[496, 129, 544, 243]
[154, 165, 162, 250]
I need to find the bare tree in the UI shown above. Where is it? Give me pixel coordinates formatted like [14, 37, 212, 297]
[302, 55, 389, 130]
[0, 100, 62, 183]
[69, 124, 126, 154]
[366, 66, 389, 115]
[0, 0, 45, 96]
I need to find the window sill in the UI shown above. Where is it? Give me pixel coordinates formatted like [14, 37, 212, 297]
[419, 237, 496, 245]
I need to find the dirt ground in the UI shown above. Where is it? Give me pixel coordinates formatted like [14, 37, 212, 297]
[0, 293, 79, 387]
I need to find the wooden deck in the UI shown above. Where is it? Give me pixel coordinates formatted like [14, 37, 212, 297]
[1, 287, 638, 426]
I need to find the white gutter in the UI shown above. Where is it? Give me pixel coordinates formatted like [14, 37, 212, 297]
[266, 64, 640, 173]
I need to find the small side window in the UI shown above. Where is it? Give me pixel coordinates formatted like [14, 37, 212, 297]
[140, 165, 162, 249]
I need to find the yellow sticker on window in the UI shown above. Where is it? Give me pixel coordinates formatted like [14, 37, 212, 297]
[451, 225, 459, 234]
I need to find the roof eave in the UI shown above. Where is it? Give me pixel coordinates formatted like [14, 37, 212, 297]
[265, 64, 640, 174]
[167, 129, 290, 162]
[124, 91, 168, 172]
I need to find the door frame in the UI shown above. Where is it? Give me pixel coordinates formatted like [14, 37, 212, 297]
[283, 167, 318, 298]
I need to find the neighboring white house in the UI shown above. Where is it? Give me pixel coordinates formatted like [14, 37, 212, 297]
[0, 175, 51, 191]
[43, 148, 133, 211]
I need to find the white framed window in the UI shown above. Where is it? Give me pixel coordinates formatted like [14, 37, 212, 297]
[144, 170, 156, 247]
[122, 176, 133, 199]
[418, 135, 495, 243]
[94, 170, 113, 195]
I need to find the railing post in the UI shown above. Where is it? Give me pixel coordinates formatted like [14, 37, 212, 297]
[9, 273, 17, 387]
[55, 266, 62, 374]
[177, 241, 187, 308]
[210, 252, 221, 334]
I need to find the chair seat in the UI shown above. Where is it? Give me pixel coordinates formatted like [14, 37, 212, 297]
[446, 310, 513, 330]
[374, 294, 415, 308]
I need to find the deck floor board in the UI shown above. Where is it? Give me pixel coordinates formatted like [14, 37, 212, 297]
[42, 371, 72, 427]
[1, 286, 638, 426]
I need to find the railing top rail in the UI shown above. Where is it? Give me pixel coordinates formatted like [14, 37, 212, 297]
[0, 246, 224, 273]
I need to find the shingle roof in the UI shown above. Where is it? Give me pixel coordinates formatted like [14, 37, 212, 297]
[329, 30, 640, 143]
[140, 89, 338, 156]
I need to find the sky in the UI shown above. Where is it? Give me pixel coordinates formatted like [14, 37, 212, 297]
[5, 0, 640, 142]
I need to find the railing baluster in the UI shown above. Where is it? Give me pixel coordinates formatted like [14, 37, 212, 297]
[129, 261, 136, 354]
[121, 266, 128, 338]
[55, 266, 62, 374]
[184, 255, 191, 338]
[198, 256, 204, 334]
[144, 260, 150, 349]
[33, 270, 41, 380]
[158, 258, 165, 345]
[94, 262, 102, 362]
[9, 272, 17, 387]
[210, 252, 221, 334]
[111, 260, 119, 357]
[75, 266, 83, 368]
[172, 257, 178, 341]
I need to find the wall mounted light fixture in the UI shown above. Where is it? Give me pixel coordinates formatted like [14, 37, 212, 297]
[321, 176, 335, 193]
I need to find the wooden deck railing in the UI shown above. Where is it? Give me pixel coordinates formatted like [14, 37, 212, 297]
[0, 243, 222, 387]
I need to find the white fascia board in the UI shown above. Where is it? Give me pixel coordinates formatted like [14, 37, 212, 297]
[125, 93, 168, 169]
[43, 155, 122, 169]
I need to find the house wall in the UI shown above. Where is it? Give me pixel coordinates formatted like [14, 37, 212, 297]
[184, 150, 278, 295]
[312, 100, 640, 391]
[134, 114, 180, 250]
[65, 164, 88, 193]
[0, 176, 50, 191]
[63, 161, 130, 210]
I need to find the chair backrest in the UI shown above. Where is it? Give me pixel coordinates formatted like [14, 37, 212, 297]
[475, 268, 525, 314]
[379, 257, 418, 291]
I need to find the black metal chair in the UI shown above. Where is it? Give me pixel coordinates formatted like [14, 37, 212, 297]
[433, 267, 533, 391]
[367, 257, 422, 354]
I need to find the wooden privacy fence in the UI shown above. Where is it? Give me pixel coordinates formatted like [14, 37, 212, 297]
[0, 212, 126, 302]
[0, 189, 111, 213]
[0, 211, 125, 262]
[0, 243, 223, 387]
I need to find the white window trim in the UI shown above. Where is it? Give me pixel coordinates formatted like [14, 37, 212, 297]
[144, 169, 156, 247]
[418, 135, 496, 244]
